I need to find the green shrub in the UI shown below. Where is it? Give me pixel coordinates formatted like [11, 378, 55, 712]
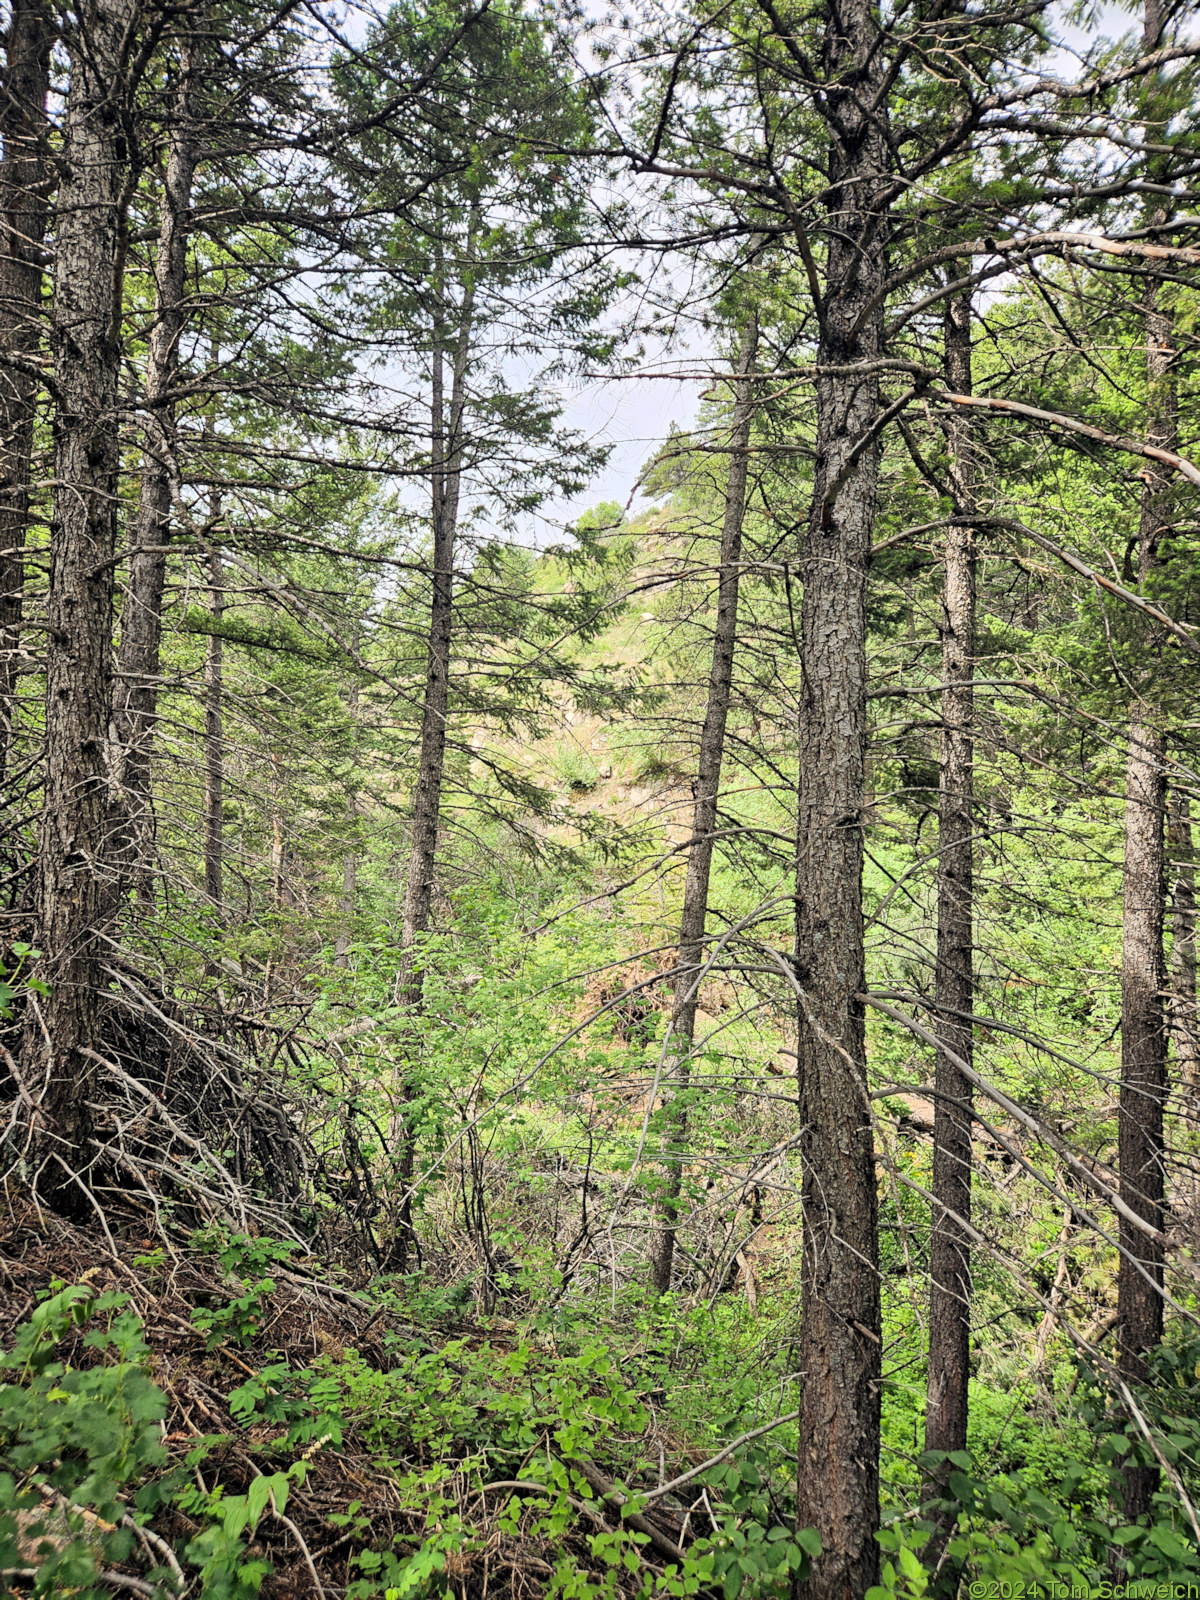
[0, 1285, 278, 1598]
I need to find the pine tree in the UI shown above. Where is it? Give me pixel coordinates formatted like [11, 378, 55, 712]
[27, 0, 140, 1212]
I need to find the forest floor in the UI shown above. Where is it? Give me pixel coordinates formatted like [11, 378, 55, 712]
[0, 1204, 779, 1600]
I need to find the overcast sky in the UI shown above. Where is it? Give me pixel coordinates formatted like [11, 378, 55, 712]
[528, 1, 1142, 540]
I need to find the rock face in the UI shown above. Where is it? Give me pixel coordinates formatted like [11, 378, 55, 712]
[895, 1094, 937, 1136]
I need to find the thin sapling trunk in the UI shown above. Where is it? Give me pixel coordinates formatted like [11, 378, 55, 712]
[390, 237, 477, 1266]
[648, 315, 758, 1294]
[923, 284, 977, 1553]
[110, 31, 202, 893]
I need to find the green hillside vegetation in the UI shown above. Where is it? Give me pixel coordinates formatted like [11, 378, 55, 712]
[3, 0, 1200, 1595]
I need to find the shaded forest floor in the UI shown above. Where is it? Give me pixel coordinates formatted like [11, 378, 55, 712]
[0, 1205, 793, 1600]
[3, 1174, 1199, 1600]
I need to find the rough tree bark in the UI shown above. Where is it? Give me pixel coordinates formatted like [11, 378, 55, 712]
[110, 30, 202, 890]
[390, 253, 476, 1266]
[1118, 712, 1167, 1511]
[648, 315, 758, 1294]
[792, 0, 889, 1589]
[1116, 311, 1171, 1521]
[1115, 0, 1174, 1523]
[0, 0, 50, 794]
[25, 0, 137, 1212]
[923, 286, 976, 1522]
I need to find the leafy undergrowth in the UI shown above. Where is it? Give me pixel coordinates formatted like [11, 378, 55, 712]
[2, 1213, 1199, 1600]
[0, 1214, 815, 1600]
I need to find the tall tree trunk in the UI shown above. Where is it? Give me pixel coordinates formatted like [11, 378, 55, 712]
[648, 315, 758, 1294]
[25, 0, 136, 1213]
[390, 258, 476, 1266]
[394, 333, 463, 1005]
[793, 1, 889, 1588]
[1115, 0, 1174, 1522]
[203, 539, 224, 978]
[1116, 319, 1171, 1519]
[1118, 708, 1166, 1511]
[0, 0, 50, 797]
[923, 286, 976, 1520]
[1168, 787, 1199, 1099]
[110, 33, 201, 891]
